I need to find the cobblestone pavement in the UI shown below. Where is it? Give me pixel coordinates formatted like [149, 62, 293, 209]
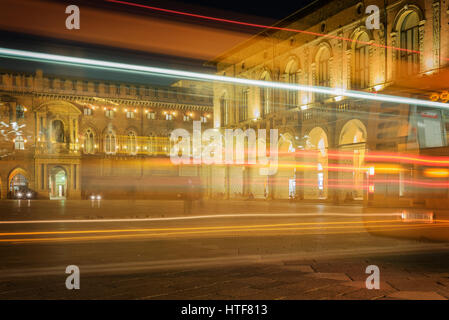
[1, 249, 449, 300]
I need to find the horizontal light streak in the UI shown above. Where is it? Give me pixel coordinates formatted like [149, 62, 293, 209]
[0, 47, 448, 109]
[2, 221, 448, 243]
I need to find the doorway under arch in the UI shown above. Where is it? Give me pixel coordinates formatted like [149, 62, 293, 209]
[338, 119, 367, 200]
[304, 127, 328, 199]
[49, 167, 68, 199]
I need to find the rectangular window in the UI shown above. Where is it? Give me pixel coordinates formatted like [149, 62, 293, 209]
[84, 108, 92, 116]
[400, 25, 419, 76]
[147, 112, 155, 120]
[165, 114, 173, 121]
[72, 80, 77, 91]
[239, 89, 248, 121]
[354, 45, 370, 89]
[126, 111, 135, 119]
[200, 116, 207, 123]
[105, 109, 115, 119]
[183, 115, 191, 122]
[94, 82, 99, 93]
[126, 85, 131, 95]
[105, 83, 110, 94]
[16, 105, 25, 119]
[83, 81, 88, 91]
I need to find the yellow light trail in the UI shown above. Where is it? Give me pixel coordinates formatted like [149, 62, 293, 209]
[1, 221, 448, 243]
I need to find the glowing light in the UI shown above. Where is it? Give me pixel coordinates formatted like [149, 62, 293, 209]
[301, 105, 308, 110]
[369, 167, 375, 176]
[368, 185, 375, 193]
[423, 168, 449, 178]
[1, 47, 447, 109]
[374, 84, 383, 92]
[334, 95, 343, 102]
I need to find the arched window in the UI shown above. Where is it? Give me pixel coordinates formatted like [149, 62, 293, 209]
[83, 129, 95, 154]
[353, 33, 370, 89]
[316, 48, 330, 101]
[14, 135, 24, 150]
[127, 131, 137, 155]
[239, 88, 249, 122]
[260, 72, 272, 116]
[285, 60, 299, 109]
[399, 11, 420, 76]
[220, 93, 229, 126]
[104, 129, 116, 154]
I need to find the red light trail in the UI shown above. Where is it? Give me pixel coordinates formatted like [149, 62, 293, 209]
[106, 0, 444, 61]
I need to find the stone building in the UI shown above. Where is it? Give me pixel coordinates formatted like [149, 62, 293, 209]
[0, 69, 213, 199]
[208, 0, 449, 202]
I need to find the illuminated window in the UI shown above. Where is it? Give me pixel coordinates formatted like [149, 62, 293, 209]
[16, 105, 25, 119]
[104, 130, 116, 154]
[183, 115, 191, 122]
[105, 109, 115, 119]
[220, 93, 229, 126]
[353, 33, 370, 89]
[316, 47, 330, 101]
[147, 112, 155, 120]
[84, 107, 92, 116]
[239, 89, 248, 121]
[285, 60, 299, 109]
[260, 72, 272, 116]
[84, 129, 95, 154]
[200, 116, 207, 123]
[165, 113, 173, 121]
[399, 11, 420, 76]
[14, 135, 24, 150]
[127, 131, 137, 155]
[126, 111, 135, 119]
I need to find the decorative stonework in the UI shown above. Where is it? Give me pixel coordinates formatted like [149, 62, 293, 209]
[433, 0, 441, 69]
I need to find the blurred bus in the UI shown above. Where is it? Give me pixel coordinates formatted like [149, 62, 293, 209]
[363, 70, 449, 241]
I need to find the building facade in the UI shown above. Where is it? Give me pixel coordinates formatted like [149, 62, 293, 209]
[210, 0, 449, 202]
[0, 70, 213, 199]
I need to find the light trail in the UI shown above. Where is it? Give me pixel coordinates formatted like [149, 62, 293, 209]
[1, 221, 447, 243]
[0, 212, 402, 225]
[106, 0, 449, 62]
[0, 219, 402, 237]
[0, 47, 448, 109]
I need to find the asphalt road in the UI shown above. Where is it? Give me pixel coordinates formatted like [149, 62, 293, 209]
[1, 200, 449, 299]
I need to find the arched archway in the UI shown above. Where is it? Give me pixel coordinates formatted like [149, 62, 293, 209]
[8, 168, 29, 198]
[273, 133, 296, 199]
[339, 119, 367, 200]
[304, 127, 328, 199]
[49, 166, 68, 199]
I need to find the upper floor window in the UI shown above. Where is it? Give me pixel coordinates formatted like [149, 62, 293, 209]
[16, 105, 25, 119]
[353, 33, 370, 89]
[104, 83, 110, 94]
[399, 11, 420, 76]
[84, 107, 92, 116]
[126, 110, 135, 119]
[285, 60, 299, 109]
[105, 109, 115, 119]
[316, 47, 330, 101]
[84, 129, 95, 154]
[220, 94, 229, 126]
[14, 135, 24, 150]
[200, 116, 208, 123]
[83, 81, 88, 92]
[183, 114, 191, 122]
[126, 85, 131, 95]
[147, 111, 155, 120]
[260, 72, 272, 116]
[104, 130, 116, 154]
[165, 113, 173, 121]
[239, 89, 248, 121]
